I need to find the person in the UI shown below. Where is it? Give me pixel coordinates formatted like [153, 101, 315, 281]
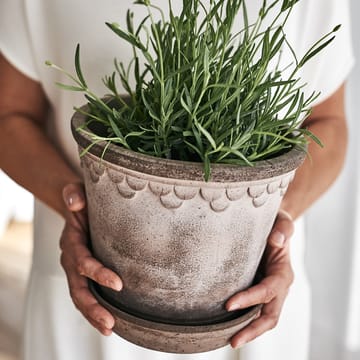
[0, 0, 354, 359]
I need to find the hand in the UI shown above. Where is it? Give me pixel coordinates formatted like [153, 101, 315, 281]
[59, 183, 123, 335]
[225, 209, 295, 348]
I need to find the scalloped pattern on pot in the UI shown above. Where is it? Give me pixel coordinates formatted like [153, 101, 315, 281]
[81, 154, 295, 212]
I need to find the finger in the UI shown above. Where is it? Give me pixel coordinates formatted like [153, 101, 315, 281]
[61, 237, 123, 291]
[60, 223, 122, 291]
[63, 183, 86, 212]
[73, 286, 115, 329]
[59, 223, 87, 247]
[66, 274, 115, 335]
[77, 255, 123, 291]
[230, 298, 284, 348]
[268, 210, 294, 248]
[226, 277, 286, 311]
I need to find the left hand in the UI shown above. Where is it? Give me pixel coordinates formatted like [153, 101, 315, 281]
[225, 209, 295, 348]
[60, 183, 123, 335]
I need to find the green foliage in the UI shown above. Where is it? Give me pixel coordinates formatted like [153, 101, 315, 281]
[46, 0, 339, 180]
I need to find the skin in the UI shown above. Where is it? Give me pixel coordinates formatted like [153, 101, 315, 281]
[0, 53, 348, 347]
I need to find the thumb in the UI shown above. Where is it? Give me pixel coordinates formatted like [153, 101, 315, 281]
[62, 183, 86, 212]
[268, 209, 294, 248]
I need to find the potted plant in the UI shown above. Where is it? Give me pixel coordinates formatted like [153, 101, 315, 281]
[47, 0, 338, 353]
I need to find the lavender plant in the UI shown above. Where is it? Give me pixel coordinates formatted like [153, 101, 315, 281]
[47, 0, 339, 180]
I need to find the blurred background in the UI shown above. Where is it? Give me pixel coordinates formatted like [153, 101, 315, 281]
[0, 172, 33, 360]
[0, 1, 359, 359]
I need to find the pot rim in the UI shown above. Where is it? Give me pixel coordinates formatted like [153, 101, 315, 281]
[71, 104, 306, 182]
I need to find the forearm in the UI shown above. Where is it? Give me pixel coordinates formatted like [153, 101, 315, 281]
[281, 85, 348, 219]
[0, 54, 81, 218]
[0, 114, 81, 218]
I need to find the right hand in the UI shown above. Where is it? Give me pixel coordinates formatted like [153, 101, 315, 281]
[59, 183, 123, 335]
[226, 210, 295, 347]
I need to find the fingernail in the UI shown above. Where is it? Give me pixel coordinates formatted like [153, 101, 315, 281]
[103, 329, 113, 337]
[272, 231, 285, 247]
[98, 318, 111, 329]
[227, 303, 241, 312]
[107, 279, 122, 291]
[112, 281, 122, 292]
[234, 339, 246, 348]
[66, 193, 80, 207]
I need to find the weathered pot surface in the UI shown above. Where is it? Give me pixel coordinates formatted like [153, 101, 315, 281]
[72, 103, 305, 350]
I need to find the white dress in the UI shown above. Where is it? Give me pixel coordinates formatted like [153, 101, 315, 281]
[0, 1, 354, 359]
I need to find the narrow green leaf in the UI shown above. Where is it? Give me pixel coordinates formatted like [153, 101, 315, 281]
[134, 0, 150, 5]
[106, 22, 146, 51]
[75, 44, 87, 88]
[301, 128, 324, 147]
[195, 121, 217, 150]
[126, 10, 134, 34]
[55, 82, 84, 92]
[299, 36, 335, 67]
[281, 0, 300, 12]
[125, 131, 146, 139]
[180, 91, 192, 115]
[108, 115, 124, 139]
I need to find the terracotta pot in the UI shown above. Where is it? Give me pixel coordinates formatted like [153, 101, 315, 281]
[71, 103, 305, 350]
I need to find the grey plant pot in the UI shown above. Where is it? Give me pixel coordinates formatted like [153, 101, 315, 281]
[71, 103, 305, 352]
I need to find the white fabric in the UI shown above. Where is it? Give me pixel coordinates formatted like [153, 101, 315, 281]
[0, 171, 33, 237]
[304, 1, 360, 359]
[0, 1, 354, 359]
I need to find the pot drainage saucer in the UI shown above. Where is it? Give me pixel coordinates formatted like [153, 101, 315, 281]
[90, 281, 261, 354]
